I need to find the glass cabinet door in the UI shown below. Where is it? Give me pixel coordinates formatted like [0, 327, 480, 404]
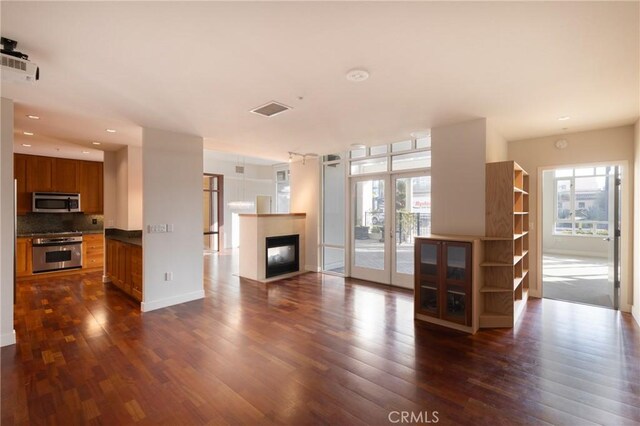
[442, 242, 471, 325]
[416, 240, 440, 316]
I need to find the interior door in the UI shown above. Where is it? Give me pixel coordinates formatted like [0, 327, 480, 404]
[351, 175, 391, 284]
[606, 166, 621, 309]
[391, 172, 430, 288]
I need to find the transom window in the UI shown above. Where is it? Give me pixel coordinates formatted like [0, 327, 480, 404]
[554, 167, 610, 237]
[348, 137, 431, 176]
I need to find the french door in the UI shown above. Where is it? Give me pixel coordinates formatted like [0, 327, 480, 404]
[203, 174, 223, 252]
[350, 172, 431, 288]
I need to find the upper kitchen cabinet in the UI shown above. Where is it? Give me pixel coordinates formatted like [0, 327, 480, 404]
[27, 155, 53, 192]
[52, 158, 79, 192]
[14, 154, 104, 215]
[79, 160, 103, 214]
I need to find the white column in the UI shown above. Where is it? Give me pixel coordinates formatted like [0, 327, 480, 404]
[1, 98, 16, 346]
[141, 128, 204, 312]
[431, 118, 488, 236]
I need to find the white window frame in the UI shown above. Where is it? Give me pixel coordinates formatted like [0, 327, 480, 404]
[553, 168, 609, 237]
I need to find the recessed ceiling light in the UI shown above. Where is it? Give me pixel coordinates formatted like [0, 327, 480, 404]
[557, 116, 571, 121]
[105, 129, 116, 133]
[346, 69, 370, 82]
[82, 151, 90, 154]
[92, 142, 101, 145]
[26, 115, 39, 120]
[21, 143, 31, 147]
[23, 131, 34, 136]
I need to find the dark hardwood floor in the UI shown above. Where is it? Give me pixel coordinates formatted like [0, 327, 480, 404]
[2, 250, 640, 425]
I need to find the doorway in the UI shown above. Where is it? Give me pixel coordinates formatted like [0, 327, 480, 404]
[541, 165, 620, 309]
[203, 174, 223, 253]
[350, 172, 431, 288]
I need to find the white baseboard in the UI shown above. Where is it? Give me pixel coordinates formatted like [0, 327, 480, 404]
[102, 275, 111, 283]
[305, 265, 320, 272]
[633, 305, 640, 327]
[1, 330, 16, 347]
[141, 289, 205, 312]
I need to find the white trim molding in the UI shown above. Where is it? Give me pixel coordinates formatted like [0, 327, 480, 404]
[1, 330, 16, 347]
[141, 290, 205, 313]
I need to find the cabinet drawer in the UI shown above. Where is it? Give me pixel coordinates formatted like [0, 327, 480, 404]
[85, 247, 104, 257]
[85, 257, 103, 268]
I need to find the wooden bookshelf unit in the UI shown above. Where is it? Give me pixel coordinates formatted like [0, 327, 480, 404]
[480, 161, 530, 328]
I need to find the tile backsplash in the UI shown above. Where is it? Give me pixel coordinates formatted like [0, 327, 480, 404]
[17, 213, 104, 235]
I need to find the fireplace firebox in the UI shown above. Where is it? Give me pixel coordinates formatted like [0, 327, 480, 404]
[265, 234, 300, 278]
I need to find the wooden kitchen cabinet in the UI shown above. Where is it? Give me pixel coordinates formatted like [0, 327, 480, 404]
[79, 160, 103, 214]
[130, 246, 143, 301]
[16, 237, 32, 278]
[106, 238, 142, 302]
[14, 154, 104, 215]
[82, 234, 104, 269]
[52, 158, 79, 193]
[27, 155, 54, 193]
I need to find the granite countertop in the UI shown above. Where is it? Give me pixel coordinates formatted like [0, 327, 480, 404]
[105, 235, 142, 246]
[17, 230, 104, 238]
[104, 229, 143, 247]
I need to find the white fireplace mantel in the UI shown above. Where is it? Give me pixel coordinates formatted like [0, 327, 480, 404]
[238, 213, 306, 282]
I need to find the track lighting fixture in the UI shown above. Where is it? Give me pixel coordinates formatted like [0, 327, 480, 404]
[287, 151, 318, 165]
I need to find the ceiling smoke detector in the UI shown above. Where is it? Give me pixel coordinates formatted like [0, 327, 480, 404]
[250, 101, 291, 117]
[555, 139, 568, 150]
[346, 69, 369, 82]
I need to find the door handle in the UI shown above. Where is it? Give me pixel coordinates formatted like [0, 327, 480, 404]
[603, 237, 611, 242]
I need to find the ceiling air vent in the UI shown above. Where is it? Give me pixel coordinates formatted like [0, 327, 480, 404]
[250, 101, 291, 117]
[235, 166, 245, 174]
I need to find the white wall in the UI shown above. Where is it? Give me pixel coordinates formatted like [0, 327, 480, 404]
[486, 119, 508, 163]
[1, 98, 15, 346]
[103, 146, 143, 230]
[103, 151, 117, 228]
[203, 150, 275, 249]
[633, 120, 640, 325]
[541, 170, 608, 258]
[290, 157, 320, 271]
[509, 125, 635, 311]
[431, 118, 488, 236]
[128, 146, 143, 230]
[142, 128, 204, 312]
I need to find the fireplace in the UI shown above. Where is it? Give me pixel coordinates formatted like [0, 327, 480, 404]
[266, 234, 300, 278]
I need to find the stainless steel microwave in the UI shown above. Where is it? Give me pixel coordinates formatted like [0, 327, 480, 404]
[32, 192, 81, 213]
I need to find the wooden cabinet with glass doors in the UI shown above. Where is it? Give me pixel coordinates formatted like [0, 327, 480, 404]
[414, 235, 481, 333]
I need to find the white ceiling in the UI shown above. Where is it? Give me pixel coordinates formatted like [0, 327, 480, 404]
[2, 2, 638, 162]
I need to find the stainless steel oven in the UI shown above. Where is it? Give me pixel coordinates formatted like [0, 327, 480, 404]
[32, 235, 83, 273]
[32, 192, 81, 213]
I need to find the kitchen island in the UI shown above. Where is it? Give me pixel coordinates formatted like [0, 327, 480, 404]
[105, 229, 143, 301]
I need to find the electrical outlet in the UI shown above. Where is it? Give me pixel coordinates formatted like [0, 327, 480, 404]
[165, 272, 173, 281]
[92, 218, 98, 225]
[166, 224, 174, 233]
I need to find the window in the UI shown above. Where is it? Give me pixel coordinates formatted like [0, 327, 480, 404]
[348, 137, 431, 176]
[321, 154, 346, 274]
[554, 167, 610, 237]
[275, 167, 290, 213]
[203, 174, 223, 251]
